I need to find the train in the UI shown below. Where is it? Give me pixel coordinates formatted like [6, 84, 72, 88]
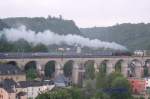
[0, 50, 132, 59]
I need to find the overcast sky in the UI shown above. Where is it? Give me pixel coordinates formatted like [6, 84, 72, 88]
[0, 0, 150, 27]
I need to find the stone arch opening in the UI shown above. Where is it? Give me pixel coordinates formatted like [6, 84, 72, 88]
[84, 60, 95, 80]
[128, 59, 142, 78]
[24, 61, 37, 71]
[44, 61, 56, 78]
[63, 60, 74, 78]
[24, 61, 37, 80]
[114, 60, 124, 73]
[6, 61, 17, 66]
[143, 59, 150, 77]
[99, 60, 108, 74]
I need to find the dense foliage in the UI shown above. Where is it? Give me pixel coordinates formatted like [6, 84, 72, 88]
[1, 17, 150, 52]
[84, 61, 95, 80]
[91, 92, 110, 99]
[0, 16, 82, 52]
[96, 72, 132, 99]
[81, 23, 150, 50]
[0, 35, 48, 52]
[44, 61, 55, 78]
[26, 68, 38, 80]
[36, 71, 133, 99]
[2, 16, 81, 35]
[63, 61, 73, 77]
[36, 88, 83, 99]
[25, 61, 38, 80]
[0, 19, 10, 30]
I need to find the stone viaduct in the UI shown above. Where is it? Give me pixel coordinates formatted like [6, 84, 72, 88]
[1, 55, 150, 84]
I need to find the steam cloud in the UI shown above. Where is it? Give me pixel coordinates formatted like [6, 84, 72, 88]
[0, 26, 127, 50]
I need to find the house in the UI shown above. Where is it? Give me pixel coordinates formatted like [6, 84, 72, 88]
[16, 80, 55, 99]
[0, 79, 55, 99]
[128, 78, 146, 94]
[16, 92, 27, 99]
[0, 64, 26, 82]
[0, 79, 27, 99]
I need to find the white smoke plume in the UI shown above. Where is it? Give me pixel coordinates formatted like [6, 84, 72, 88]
[0, 26, 127, 50]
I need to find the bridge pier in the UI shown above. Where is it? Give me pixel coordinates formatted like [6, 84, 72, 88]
[55, 62, 64, 77]
[121, 62, 128, 77]
[107, 61, 115, 74]
[36, 61, 46, 76]
[72, 62, 81, 84]
[94, 61, 101, 73]
[136, 66, 143, 78]
[16, 60, 28, 70]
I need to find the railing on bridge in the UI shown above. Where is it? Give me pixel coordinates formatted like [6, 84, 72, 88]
[0, 52, 132, 59]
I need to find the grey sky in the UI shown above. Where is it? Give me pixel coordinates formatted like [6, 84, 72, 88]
[0, 0, 150, 27]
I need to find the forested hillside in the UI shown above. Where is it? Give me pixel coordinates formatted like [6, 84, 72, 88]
[2, 16, 81, 35]
[80, 23, 150, 50]
[0, 16, 81, 52]
[0, 19, 10, 30]
[1, 16, 150, 52]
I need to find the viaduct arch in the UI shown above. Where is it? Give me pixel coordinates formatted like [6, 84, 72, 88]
[1, 56, 150, 84]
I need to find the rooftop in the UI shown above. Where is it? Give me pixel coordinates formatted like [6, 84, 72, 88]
[0, 79, 17, 93]
[17, 80, 54, 88]
[0, 64, 24, 75]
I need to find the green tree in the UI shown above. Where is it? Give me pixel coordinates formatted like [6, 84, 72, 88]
[91, 92, 110, 99]
[96, 72, 123, 89]
[0, 34, 13, 52]
[35, 92, 49, 99]
[110, 76, 132, 99]
[96, 71, 107, 89]
[36, 89, 72, 99]
[96, 62, 108, 89]
[85, 61, 95, 80]
[105, 72, 123, 88]
[100, 63, 107, 74]
[26, 68, 37, 80]
[115, 61, 122, 73]
[11, 39, 32, 52]
[69, 87, 83, 99]
[83, 79, 96, 99]
[63, 61, 73, 77]
[96, 72, 132, 99]
[143, 65, 149, 77]
[0, 19, 9, 30]
[139, 96, 145, 99]
[32, 43, 48, 52]
[36, 88, 84, 99]
[44, 61, 55, 78]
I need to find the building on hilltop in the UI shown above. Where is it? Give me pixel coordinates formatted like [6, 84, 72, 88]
[0, 64, 26, 82]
